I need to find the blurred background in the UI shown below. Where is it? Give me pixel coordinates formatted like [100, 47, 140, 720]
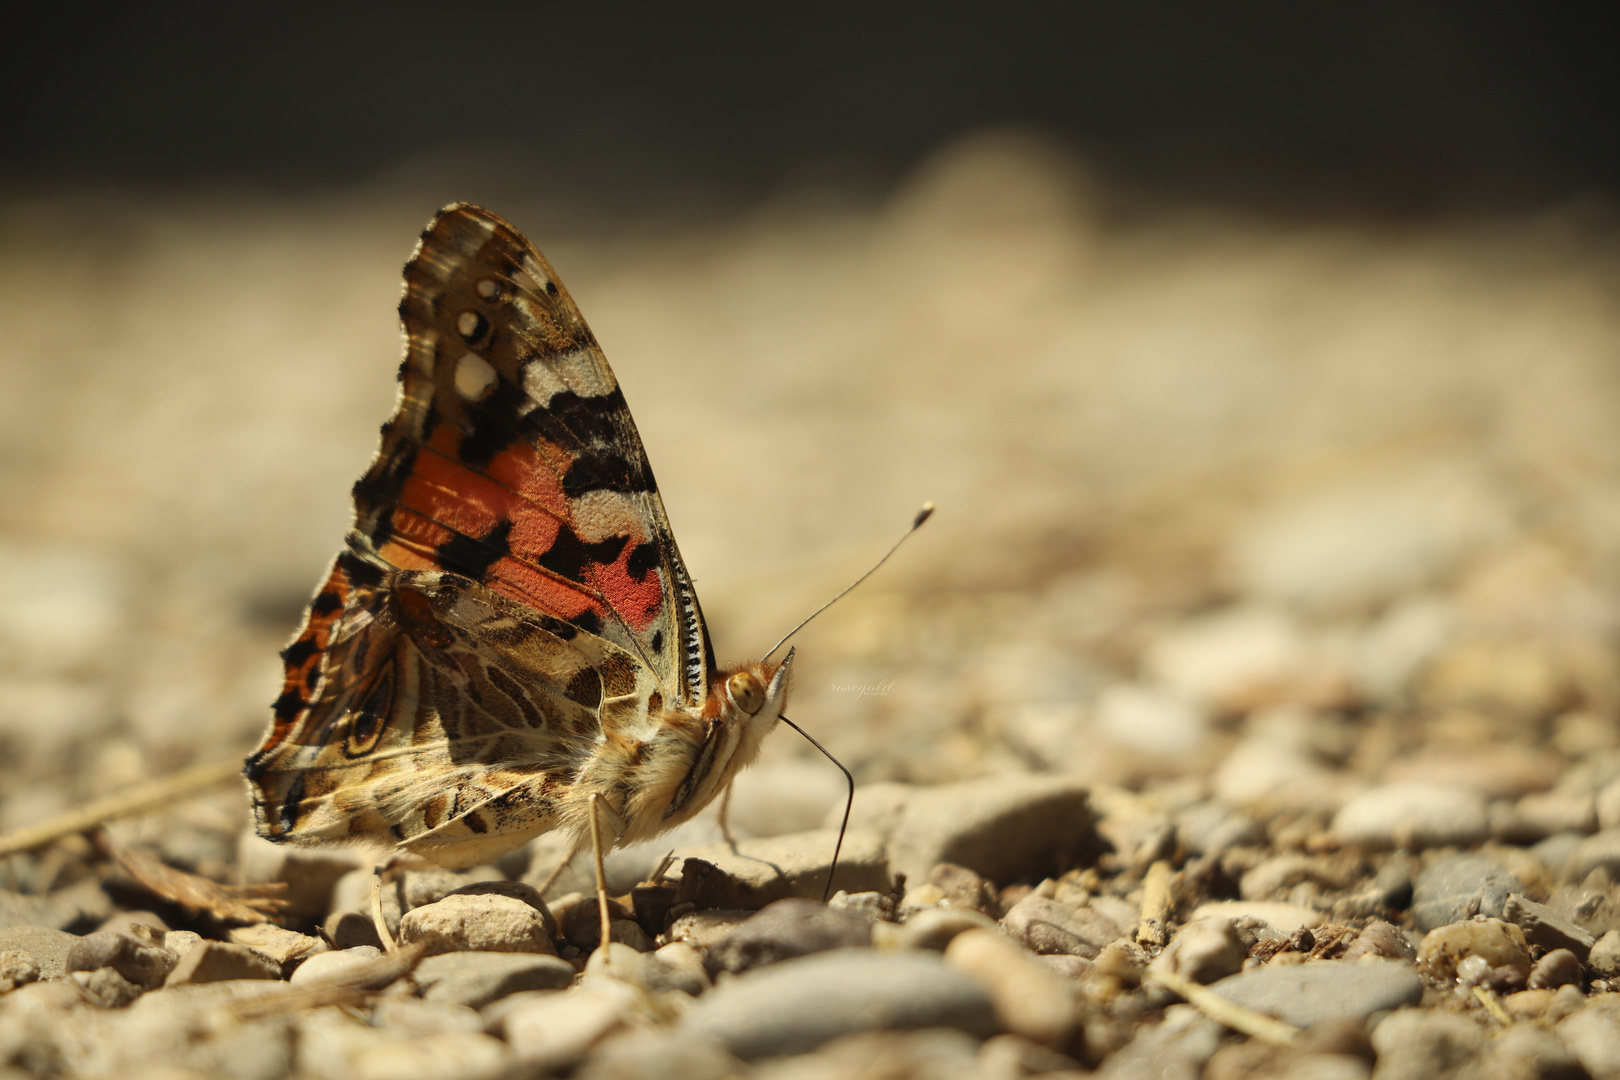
[3, 4, 1620, 866]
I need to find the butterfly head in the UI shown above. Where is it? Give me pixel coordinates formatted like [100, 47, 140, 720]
[712, 647, 794, 742]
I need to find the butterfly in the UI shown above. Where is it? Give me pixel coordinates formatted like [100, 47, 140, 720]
[243, 203, 792, 872]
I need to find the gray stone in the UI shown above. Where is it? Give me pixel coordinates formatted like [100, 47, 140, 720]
[672, 830, 889, 909]
[72, 964, 144, 1007]
[681, 948, 997, 1059]
[1332, 783, 1489, 850]
[0, 924, 80, 978]
[1503, 892, 1597, 958]
[1559, 997, 1620, 1080]
[1567, 830, 1620, 883]
[1531, 832, 1585, 877]
[1001, 893, 1127, 957]
[164, 940, 282, 985]
[65, 929, 178, 988]
[1208, 962, 1422, 1027]
[397, 893, 556, 956]
[834, 774, 1098, 884]
[928, 862, 1000, 913]
[1176, 801, 1265, 856]
[1411, 853, 1521, 932]
[413, 950, 575, 1009]
[227, 923, 326, 968]
[705, 897, 872, 974]
[1367, 1009, 1485, 1080]
[368, 998, 486, 1035]
[324, 909, 385, 950]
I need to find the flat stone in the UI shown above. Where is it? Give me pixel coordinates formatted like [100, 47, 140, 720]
[943, 927, 1076, 1046]
[646, 942, 710, 996]
[928, 863, 1000, 914]
[1384, 745, 1561, 799]
[1189, 900, 1324, 936]
[164, 940, 281, 985]
[413, 950, 575, 1009]
[672, 829, 889, 909]
[1559, 997, 1620, 1080]
[1503, 892, 1597, 958]
[398, 893, 556, 956]
[0, 880, 109, 932]
[836, 775, 1098, 885]
[65, 929, 178, 988]
[1001, 894, 1128, 957]
[1175, 802, 1265, 857]
[1331, 782, 1488, 850]
[1209, 961, 1422, 1027]
[1528, 948, 1583, 990]
[1343, 920, 1417, 962]
[227, 923, 326, 967]
[682, 948, 997, 1059]
[1411, 853, 1521, 932]
[1567, 830, 1620, 883]
[705, 897, 872, 974]
[0, 924, 81, 978]
[349, 1031, 513, 1080]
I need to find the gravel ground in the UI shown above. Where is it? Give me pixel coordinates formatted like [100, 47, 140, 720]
[3, 131, 1620, 1077]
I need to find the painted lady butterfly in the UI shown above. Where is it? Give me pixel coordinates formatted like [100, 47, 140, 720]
[243, 204, 792, 871]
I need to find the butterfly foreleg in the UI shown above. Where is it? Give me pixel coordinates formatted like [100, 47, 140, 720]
[716, 780, 739, 851]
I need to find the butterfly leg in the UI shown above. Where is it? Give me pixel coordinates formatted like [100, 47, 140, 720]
[589, 792, 613, 965]
[532, 834, 591, 898]
[717, 780, 739, 851]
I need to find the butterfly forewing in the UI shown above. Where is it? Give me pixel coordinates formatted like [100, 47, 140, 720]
[245, 204, 716, 864]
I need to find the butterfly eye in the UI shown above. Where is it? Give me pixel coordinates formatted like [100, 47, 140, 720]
[726, 672, 765, 715]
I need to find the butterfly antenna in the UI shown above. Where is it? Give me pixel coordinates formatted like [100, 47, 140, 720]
[779, 713, 853, 903]
[762, 502, 934, 663]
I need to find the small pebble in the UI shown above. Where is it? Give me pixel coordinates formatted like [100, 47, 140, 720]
[65, 929, 177, 989]
[1588, 930, 1620, 978]
[349, 1031, 513, 1080]
[1566, 830, 1620, 884]
[1342, 920, 1416, 962]
[1367, 1009, 1484, 1076]
[369, 998, 485, 1036]
[1485, 1025, 1586, 1080]
[1503, 892, 1597, 958]
[0, 925, 80, 979]
[1528, 948, 1583, 990]
[891, 906, 999, 951]
[1001, 894, 1128, 957]
[672, 830, 889, 909]
[1415, 918, 1531, 983]
[1148, 917, 1247, 985]
[943, 927, 1077, 1046]
[398, 893, 556, 956]
[1189, 900, 1324, 936]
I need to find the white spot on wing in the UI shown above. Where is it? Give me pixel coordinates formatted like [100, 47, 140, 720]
[571, 489, 648, 544]
[522, 360, 567, 405]
[476, 279, 498, 298]
[554, 348, 617, 398]
[520, 257, 552, 291]
[454, 352, 498, 400]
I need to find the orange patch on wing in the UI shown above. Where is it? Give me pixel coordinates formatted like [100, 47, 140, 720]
[485, 555, 602, 623]
[593, 540, 665, 632]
